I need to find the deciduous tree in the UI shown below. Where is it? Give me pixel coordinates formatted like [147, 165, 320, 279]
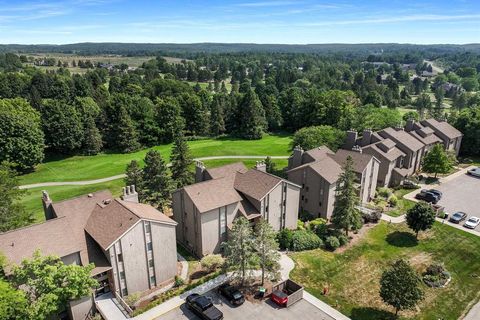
[422, 143, 454, 178]
[405, 202, 436, 239]
[291, 125, 346, 151]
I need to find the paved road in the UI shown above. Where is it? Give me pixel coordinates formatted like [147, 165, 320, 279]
[19, 155, 289, 189]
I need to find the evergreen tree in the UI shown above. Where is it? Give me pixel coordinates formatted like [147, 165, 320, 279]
[170, 132, 193, 188]
[254, 218, 280, 285]
[142, 150, 172, 210]
[223, 217, 257, 285]
[125, 160, 144, 200]
[331, 156, 362, 235]
[238, 89, 267, 139]
[154, 97, 185, 143]
[210, 93, 226, 136]
[116, 106, 140, 153]
[264, 156, 276, 174]
[405, 202, 436, 239]
[82, 116, 103, 155]
[380, 259, 424, 316]
[422, 143, 454, 178]
[415, 93, 432, 120]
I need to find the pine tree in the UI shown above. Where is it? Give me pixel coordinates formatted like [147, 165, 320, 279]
[264, 156, 276, 174]
[82, 116, 103, 155]
[254, 219, 280, 285]
[331, 156, 362, 235]
[170, 133, 193, 188]
[223, 217, 257, 285]
[238, 89, 267, 140]
[116, 106, 140, 153]
[125, 160, 144, 200]
[142, 150, 172, 210]
[210, 93, 226, 136]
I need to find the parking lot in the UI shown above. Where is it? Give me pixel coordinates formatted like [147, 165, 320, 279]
[434, 173, 480, 231]
[156, 289, 335, 320]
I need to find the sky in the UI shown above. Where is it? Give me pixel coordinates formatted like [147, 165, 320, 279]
[0, 0, 479, 44]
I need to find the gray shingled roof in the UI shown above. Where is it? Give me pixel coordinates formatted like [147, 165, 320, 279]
[329, 149, 375, 174]
[234, 169, 282, 201]
[288, 156, 343, 184]
[422, 119, 462, 139]
[205, 162, 248, 179]
[379, 127, 425, 152]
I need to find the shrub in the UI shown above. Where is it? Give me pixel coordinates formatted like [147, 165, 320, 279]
[124, 292, 141, 307]
[388, 195, 398, 207]
[325, 236, 341, 251]
[338, 234, 349, 246]
[292, 230, 323, 251]
[378, 187, 392, 198]
[297, 220, 305, 230]
[361, 210, 382, 223]
[174, 275, 184, 287]
[314, 223, 329, 239]
[276, 229, 294, 250]
[200, 254, 224, 272]
[299, 211, 314, 222]
[307, 218, 327, 232]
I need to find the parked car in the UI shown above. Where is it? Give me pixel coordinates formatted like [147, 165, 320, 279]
[426, 189, 442, 200]
[467, 167, 480, 178]
[402, 180, 420, 189]
[464, 216, 480, 229]
[415, 191, 439, 204]
[186, 293, 223, 320]
[449, 212, 468, 224]
[218, 283, 245, 306]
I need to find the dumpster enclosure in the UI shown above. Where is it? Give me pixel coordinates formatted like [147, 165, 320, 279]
[271, 279, 304, 307]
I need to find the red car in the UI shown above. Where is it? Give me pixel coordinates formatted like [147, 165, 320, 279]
[271, 290, 288, 307]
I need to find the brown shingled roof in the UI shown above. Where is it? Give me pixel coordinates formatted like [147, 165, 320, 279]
[205, 162, 248, 179]
[421, 118, 462, 139]
[234, 169, 282, 201]
[329, 149, 375, 174]
[288, 156, 342, 184]
[379, 127, 425, 152]
[304, 146, 334, 161]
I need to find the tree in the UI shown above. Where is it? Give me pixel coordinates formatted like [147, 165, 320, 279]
[454, 107, 480, 156]
[115, 105, 141, 153]
[0, 98, 44, 171]
[405, 202, 436, 239]
[264, 156, 276, 174]
[0, 279, 28, 320]
[291, 125, 346, 151]
[170, 133, 193, 188]
[154, 97, 185, 143]
[82, 116, 103, 155]
[422, 143, 454, 178]
[331, 156, 362, 235]
[210, 93, 226, 136]
[237, 88, 267, 139]
[0, 163, 33, 232]
[254, 219, 280, 285]
[125, 160, 144, 200]
[354, 104, 402, 132]
[142, 150, 172, 210]
[380, 259, 424, 316]
[223, 217, 257, 285]
[10, 251, 97, 320]
[415, 93, 432, 120]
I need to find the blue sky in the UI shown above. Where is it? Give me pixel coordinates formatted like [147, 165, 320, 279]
[0, 0, 479, 44]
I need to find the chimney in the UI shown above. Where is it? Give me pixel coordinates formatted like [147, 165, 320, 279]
[121, 185, 139, 203]
[344, 130, 358, 150]
[255, 161, 267, 172]
[395, 122, 404, 131]
[352, 145, 363, 154]
[42, 190, 56, 220]
[289, 145, 304, 169]
[361, 129, 373, 147]
[405, 119, 415, 132]
[195, 160, 206, 183]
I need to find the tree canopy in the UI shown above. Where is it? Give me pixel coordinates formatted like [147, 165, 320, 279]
[291, 125, 346, 151]
[405, 202, 436, 239]
[422, 144, 454, 178]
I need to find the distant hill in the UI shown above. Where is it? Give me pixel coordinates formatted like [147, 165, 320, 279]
[1, 42, 479, 56]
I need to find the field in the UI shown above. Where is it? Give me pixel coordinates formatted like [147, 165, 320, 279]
[290, 222, 480, 320]
[19, 134, 292, 185]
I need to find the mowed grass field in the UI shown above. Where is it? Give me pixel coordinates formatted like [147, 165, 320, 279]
[19, 134, 292, 185]
[290, 222, 480, 320]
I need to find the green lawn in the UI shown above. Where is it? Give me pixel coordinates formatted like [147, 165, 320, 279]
[19, 158, 289, 222]
[290, 222, 480, 320]
[19, 134, 292, 185]
[384, 188, 417, 217]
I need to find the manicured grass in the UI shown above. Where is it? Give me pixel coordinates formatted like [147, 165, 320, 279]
[290, 222, 480, 320]
[19, 158, 289, 223]
[19, 134, 292, 185]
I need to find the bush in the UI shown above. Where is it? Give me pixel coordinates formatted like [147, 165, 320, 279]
[174, 275, 184, 287]
[124, 292, 141, 307]
[292, 230, 323, 251]
[325, 236, 340, 251]
[361, 210, 382, 223]
[297, 219, 305, 230]
[299, 211, 314, 222]
[338, 234, 349, 246]
[200, 254, 224, 272]
[388, 194, 398, 207]
[378, 187, 392, 198]
[307, 218, 327, 232]
[276, 229, 294, 250]
[314, 223, 329, 239]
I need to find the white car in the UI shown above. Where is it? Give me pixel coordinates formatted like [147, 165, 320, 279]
[464, 216, 480, 229]
[467, 167, 480, 178]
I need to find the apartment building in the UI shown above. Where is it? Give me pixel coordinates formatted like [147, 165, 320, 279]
[172, 161, 301, 257]
[0, 187, 178, 319]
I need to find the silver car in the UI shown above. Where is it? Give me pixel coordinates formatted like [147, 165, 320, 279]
[467, 167, 480, 178]
[464, 216, 480, 229]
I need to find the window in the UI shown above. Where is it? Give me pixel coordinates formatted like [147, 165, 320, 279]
[145, 223, 151, 234]
[301, 195, 304, 200]
[122, 288, 128, 296]
[120, 271, 125, 280]
[150, 276, 156, 286]
[219, 207, 227, 236]
[117, 253, 123, 262]
[147, 242, 153, 251]
[149, 259, 154, 268]
[306, 186, 309, 192]
[320, 188, 324, 195]
[319, 202, 322, 207]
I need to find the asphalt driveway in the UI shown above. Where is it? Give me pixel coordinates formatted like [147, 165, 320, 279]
[435, 173, 480, 231]
[157, 289, 334, 320]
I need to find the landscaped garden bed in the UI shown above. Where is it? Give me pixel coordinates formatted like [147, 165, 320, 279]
[290, 221, 480, 320]
[374, 187, 418, 217]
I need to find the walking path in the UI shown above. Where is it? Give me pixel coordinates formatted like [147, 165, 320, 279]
[19, 155, 289, 189]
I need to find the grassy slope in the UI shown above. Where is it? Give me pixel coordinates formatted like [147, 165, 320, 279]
[19, 134, 292, 185]
[291, 222, 480, 320]
[21, 158, 289, 222]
